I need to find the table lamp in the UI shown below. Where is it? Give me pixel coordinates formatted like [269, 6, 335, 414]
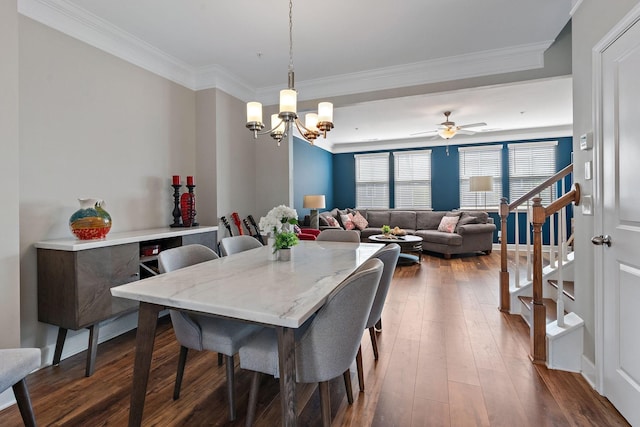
[303, 195, 326, 229]
[469, 176, 493, 209]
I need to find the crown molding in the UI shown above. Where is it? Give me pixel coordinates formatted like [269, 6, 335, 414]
[329, 124, 573, 154]
[18, 0, 199, 88]
[18, 0, 551, 101]
[570, 0, 584, 17]
[254, 41, 551, 104]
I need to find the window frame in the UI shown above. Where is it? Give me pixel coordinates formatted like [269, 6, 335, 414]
[393, 150, 432, 209]
[354, 152, 390, 209]
[458, 144, 503, 210]
[508, 141, 558, 206]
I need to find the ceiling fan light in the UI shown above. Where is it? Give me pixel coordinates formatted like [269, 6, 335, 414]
[438, 127, 457, 139]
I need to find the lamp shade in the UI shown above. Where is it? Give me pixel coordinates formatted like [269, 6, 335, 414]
[469, 176, 493, 192]
[303, 195, 326, 209]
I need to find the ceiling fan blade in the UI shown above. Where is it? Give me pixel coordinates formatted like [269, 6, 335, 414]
[410, 130, 438, 136]
[457, 129, 477, 135]
[458, 122, 487, 129]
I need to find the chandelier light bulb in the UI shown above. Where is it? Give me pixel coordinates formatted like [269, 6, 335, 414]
[246, 102, 263, 124]
[279, 89, 297, 115]
[317, 102, 333, 123]
[305, 113, 319, 132]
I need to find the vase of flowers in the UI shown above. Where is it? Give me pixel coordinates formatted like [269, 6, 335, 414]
[259, 205, 299, 260]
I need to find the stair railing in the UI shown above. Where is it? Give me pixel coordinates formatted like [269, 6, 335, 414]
[530, 184, 580, 363]
[499, 164, 575, 313]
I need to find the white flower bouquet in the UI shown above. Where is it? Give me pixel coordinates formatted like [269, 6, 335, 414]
[259, 205, 299, 235]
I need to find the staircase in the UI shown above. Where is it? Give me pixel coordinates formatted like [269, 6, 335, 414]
[499, 164, 584, 371]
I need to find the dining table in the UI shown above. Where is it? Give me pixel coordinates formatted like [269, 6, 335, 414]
[111, 239, 384, 427]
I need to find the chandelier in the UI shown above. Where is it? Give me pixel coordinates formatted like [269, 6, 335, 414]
[245, 0, 334, 146]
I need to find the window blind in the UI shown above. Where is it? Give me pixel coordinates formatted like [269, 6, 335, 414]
[394, 150, 432, 209]
[459, 145, 502, 209]
[355, 153, 389, 208]
[508, 141, 557, 205]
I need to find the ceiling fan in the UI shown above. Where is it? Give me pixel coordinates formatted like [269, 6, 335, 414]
[411, 111, 487, 140]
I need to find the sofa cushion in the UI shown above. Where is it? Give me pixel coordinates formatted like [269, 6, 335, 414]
[437, 216, 459, 233]
[416, 211, 446, 230]
[325, 216, 340, 228]
[416, 230, 463, 246]
[340, 213, 356, 230]
[366, 211, 390, 228]
[460, 211, 489, 223]
[351, 211, 369, 230]
[389, 211, 416, 230]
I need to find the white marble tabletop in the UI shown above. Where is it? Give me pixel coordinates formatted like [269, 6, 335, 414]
[111, 240, 384, 328]
[34, 226, 218, 251]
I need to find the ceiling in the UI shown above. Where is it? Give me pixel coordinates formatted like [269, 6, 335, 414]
[19, 0, 575, 151]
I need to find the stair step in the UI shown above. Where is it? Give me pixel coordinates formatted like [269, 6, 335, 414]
[547, 280, 575, 301]
[518, 296, 567, 325]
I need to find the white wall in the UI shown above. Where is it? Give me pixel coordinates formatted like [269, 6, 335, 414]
[18, 16, 196, 356]
[0, 0, 21, 352]
[213, 89, 259, 233]
[571, 0, 639, 363]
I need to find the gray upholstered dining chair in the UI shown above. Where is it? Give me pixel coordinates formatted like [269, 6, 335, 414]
[315, 229, 360, 243]
[354, 243, 400, 392]
[239, 258, 384, 427]
[0, 348, 40, 427]
[158, 244, 262, 421]
[220, 235, 263, 256]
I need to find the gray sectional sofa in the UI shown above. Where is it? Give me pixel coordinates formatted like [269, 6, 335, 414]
[312, 209, 496, 258]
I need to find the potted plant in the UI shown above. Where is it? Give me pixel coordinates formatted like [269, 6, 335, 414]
[381, 225, 391, 237]
[274, 231, 299, 261]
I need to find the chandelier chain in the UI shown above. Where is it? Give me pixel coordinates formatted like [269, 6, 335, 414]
[288, 0, 294, 73]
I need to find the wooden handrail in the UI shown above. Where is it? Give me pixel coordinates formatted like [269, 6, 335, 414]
[545, 184, 581, 217]
[508, 164, 573, 211]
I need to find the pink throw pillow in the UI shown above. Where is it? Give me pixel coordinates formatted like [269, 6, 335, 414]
[340, 213, 355, 230]
[437, 216, 459, 233]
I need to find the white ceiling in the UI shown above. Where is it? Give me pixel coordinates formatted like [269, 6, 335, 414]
[19, 0, 574, 151]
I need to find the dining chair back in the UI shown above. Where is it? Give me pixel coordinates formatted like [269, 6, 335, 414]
[239, 257, 383, 426]
[354, 243, 400, 391]
[220, 235, 263, 256]
[158, 244, 262, 421]
[315, 229, 360, 243]
[0, 348, 40, 427]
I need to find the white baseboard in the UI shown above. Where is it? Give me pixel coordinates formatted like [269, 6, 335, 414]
[0, 388, 16, 412]
[581, 355, 598, 391]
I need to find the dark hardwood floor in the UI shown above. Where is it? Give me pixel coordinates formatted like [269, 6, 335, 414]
[1, 251, 630, 426]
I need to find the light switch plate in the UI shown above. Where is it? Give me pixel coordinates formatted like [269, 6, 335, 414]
[582, 195, 593, 215]
[585, 160, 592, 180]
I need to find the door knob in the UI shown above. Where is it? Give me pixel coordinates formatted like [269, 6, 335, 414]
[591, 235, 612, 247]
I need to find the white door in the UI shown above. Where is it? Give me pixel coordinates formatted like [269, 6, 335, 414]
[599, 14, 640, 427]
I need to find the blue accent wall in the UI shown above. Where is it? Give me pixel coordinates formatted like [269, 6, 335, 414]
[294, 136, 573, 244]
[292, 137, 334, 218]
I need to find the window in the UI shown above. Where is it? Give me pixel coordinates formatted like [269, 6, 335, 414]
[355, 153, 389, 208]
[394, 150, 432, 209]
[509, 141, 557, 205]
[459, 145, 502, 209]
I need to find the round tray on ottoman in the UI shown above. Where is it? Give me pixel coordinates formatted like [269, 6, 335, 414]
[368, 234, 423, 265]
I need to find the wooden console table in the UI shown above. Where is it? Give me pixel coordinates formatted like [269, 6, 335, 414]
[35, 226, 218, 376]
